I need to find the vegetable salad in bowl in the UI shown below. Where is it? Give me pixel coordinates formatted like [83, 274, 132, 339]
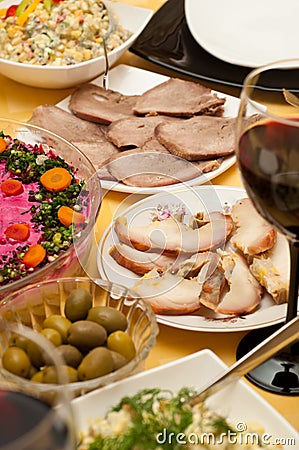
[0, 1, 153, 87]
[0, 0, 131, 65]
[78, 388, 284, 449]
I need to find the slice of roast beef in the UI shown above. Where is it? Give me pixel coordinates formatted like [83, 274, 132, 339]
[133, 78, 226, 117]
[28, 104, 105, 142]
[105, 150, 208, 187]
[155, 116, 237, 161]
[69, 83, 139, 125]
[106, 115, 178, 148]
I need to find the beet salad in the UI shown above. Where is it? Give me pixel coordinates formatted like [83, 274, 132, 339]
[0, 131, 88, 286]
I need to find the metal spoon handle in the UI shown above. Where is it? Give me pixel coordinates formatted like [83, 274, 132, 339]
[102, 38, 110, 90]
[188, 316, 299, 406]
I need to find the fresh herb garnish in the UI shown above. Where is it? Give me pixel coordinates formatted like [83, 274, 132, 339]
[87, 388, 197, 450]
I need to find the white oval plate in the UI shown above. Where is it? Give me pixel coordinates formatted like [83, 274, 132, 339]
[185, 0, 299, 68]
[97, 185, 291, 332]
[57, 64, 237, 194]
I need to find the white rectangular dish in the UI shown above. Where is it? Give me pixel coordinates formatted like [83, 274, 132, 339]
[72, 349, 298, 447]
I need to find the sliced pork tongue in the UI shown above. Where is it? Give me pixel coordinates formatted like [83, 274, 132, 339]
[104, 151, 211, 187]
[69, 83, 139, 125]
[106, 115, 179, 148]
[155, 116, 237, 161]
[28, 104, 105, 142]
[133, 78, 226, 117]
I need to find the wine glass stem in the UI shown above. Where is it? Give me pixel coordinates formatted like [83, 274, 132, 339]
[286, 240, 299, 323]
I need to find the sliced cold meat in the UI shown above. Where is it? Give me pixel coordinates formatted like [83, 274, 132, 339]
[71, 141, 120, 168]
[131, 269, 203, 315]
[231, 198, 277, 255]
[106, 116, 179, 148]
[105, 151, 215, 187]
[69, 83, 139, 125]
[133, 78, 226, 117]
[109, 243, 177, 276]
[28, 104, 105, 142]
[114, 213, 233, 255]
[216, 251, 263, 315]
[155, 116, 237, 161]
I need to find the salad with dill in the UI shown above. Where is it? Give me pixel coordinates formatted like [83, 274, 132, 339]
[0, 131, 88, 286]
[78, 387, 283, 450]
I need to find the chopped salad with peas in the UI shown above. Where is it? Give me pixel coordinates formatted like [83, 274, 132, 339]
[0, 0, 131, 65]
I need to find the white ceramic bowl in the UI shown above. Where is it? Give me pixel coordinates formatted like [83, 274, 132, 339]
[0, 277, 158, 397]
[0, 1, 153, 89]
[72, 350, 298, 447]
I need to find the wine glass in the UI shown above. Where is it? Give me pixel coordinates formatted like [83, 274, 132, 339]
[235, 59, 299, 395]
[0, 320, 76, 449]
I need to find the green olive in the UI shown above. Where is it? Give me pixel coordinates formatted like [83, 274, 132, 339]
[64, 287, 93, 322]
[26, 340, 44, 368]
[42, 366, 58, 384]
[42, 365, 78, 384]
[87, 306, 127, 333]
[31, 370, 44, 383]
[77, 347, 114, 381]
[41, 328, 63, 347]
[28, 365, 38, 379]
[110, 350, 129, 370]
[107, 331, 136, 361]
[67, 320, 107, 353]
[2, 347, 31, 378]
[56, 344, 83, 368]
[9, 334, 30, 351]
[42, 315, 72, 343]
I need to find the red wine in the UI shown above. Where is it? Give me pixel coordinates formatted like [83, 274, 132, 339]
[0, 390, 71, 449]
[238, 120, 299, 240]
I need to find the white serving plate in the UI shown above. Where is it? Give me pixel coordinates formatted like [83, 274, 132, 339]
[57, 64, 238, 194]
[97, 185, 293, 332]
[72, 349, 298, 445]
[0, 1, 153, 88]
[185, 0, 299, 68]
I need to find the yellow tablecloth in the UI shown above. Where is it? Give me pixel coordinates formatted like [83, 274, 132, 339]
[0, 0, 298, 431]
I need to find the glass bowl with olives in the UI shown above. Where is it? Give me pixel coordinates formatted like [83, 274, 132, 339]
[0, 277, 158, 397]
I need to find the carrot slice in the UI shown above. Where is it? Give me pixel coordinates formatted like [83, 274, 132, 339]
[57, 205, 86, 227]
[40, 168, 72, 192]
[0, 138, 7, 153]
[5, 223, 30, 241]
[23, 244, 46, 268]
[1, 179, 24, 196]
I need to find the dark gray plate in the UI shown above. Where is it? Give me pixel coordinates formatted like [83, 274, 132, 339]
[130, 0, 299, 92]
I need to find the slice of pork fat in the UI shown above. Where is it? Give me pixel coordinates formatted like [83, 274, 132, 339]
[231, 198, 277, 255]
[215, 251, 263, 315]
[113, 213, 233, 255]
[131, 269, 203, 315]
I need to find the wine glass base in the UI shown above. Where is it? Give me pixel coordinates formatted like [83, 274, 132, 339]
[236, 324, 299, 396]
